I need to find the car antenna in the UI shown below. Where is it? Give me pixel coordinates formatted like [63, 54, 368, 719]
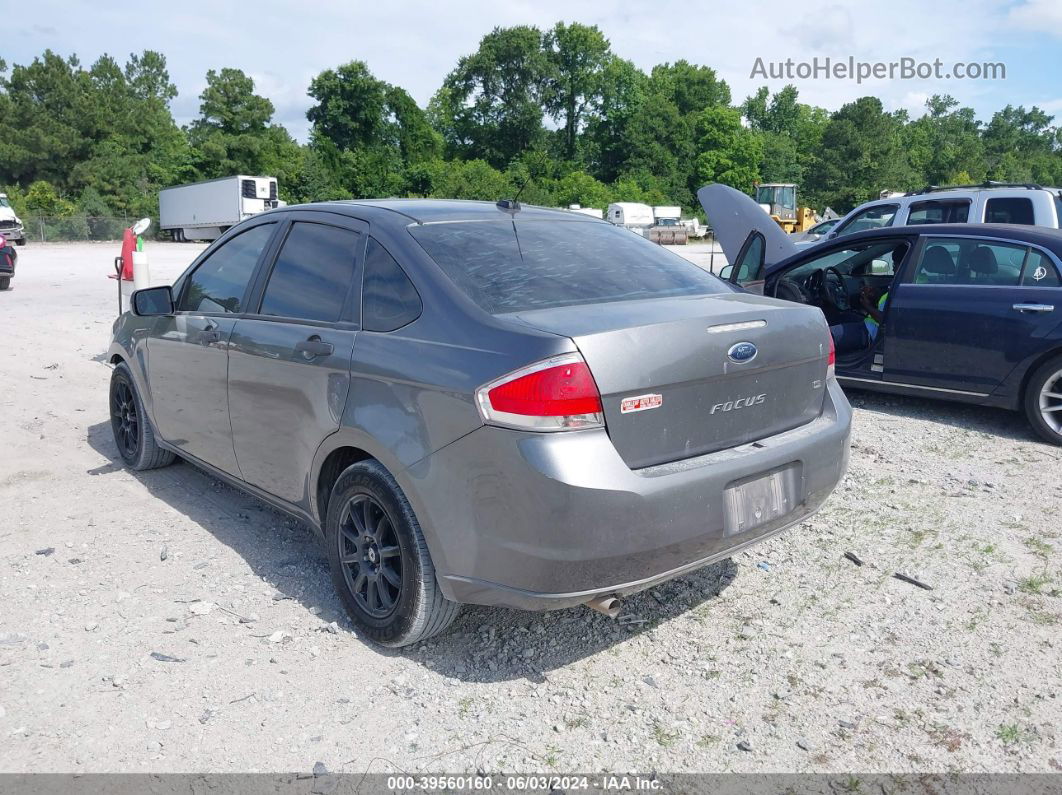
[497, 173, 532, 213]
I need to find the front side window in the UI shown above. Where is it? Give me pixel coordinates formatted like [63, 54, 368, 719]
[835, 204, 899, 237]
[1022, 250, 1062, 287]
[0, 198, 10, 208]
[259, 222, 360, 323]
[783, 240, 907, 285]
[409, 220, 726, 314]
[362, 238, 422, 331]
[984, 197, 1035, 225]
[913, 238, 1024, 286]
[907, 199, 970, 225]
[179, 223, 274, 313]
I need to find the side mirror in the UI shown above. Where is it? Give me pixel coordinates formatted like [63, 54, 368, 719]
[132, 285, 174, 316]
[719, 264, 734, 280]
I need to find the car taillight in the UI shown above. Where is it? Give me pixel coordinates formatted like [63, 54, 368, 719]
[476, 353, 604, 432]
[827, 333, 836, 379]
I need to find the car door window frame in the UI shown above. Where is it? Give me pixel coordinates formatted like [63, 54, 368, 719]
[903, 234, 1062, 288]
[172, 219, 282, 317]
[243, 213, 368, 329]
[729, 231, 766, 285]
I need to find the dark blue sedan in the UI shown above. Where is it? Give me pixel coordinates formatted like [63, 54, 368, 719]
[700, 184, 1062, 445]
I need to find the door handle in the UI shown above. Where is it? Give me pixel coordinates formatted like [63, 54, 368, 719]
[194, 321, 221, 345]
[294, 336, 333, 359]
[1013, 303, 1055, 313]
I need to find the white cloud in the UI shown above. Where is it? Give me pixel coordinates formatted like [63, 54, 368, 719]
[1008, 0, 1062, 32]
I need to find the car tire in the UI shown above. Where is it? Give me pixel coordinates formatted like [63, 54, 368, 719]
[325, 460, 460, 647]
[109, 362, 176, 471]
[15, 238, 25, 246]
[0, 277, 9, 290]
[1024, 354, 1062, 446]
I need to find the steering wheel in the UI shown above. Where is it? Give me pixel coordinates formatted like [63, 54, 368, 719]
[819, 266, 850, 311]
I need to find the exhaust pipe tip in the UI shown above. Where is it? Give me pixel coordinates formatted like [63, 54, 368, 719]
[585, 595, 621, 619]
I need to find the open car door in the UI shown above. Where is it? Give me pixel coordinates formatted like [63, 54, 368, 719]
[697, 184, 798, 294]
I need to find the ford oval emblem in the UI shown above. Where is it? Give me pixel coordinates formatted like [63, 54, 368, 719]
[727, 341, 758, 363]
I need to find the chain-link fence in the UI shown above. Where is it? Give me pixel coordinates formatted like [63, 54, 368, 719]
[15, 215, 136, 243]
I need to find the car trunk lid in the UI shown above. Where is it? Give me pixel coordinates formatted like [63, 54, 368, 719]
[510, 292, 829, 469]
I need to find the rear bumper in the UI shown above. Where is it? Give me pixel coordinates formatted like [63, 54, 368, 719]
[404, 378, 852, 611]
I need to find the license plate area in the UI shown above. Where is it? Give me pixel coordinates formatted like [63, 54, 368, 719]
[723, 463, 804, 537]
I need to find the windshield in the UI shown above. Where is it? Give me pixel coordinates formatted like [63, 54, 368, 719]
[409, 220, 727, 314]
[0, 198, 10, 208]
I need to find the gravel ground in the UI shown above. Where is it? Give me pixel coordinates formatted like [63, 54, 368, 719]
[0, 242, 1059, 774]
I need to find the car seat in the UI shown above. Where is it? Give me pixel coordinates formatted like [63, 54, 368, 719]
[918, 245, 956, 283]
[963, 246, 998, 284]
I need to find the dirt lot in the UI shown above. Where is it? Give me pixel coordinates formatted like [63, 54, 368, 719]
[1, 241, 1059, 774]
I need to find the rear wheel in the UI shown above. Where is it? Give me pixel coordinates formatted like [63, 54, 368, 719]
[109, 363, 176, 470]
[0, 276, 9, 290]
[1024, 354, 1062, 446]
[325, 460, 459, 647]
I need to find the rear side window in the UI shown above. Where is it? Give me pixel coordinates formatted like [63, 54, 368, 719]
[259, 223, 360, 323]
[907, 200, 970, 225]
[1022, 250, 1062, 287]
[985, 197, 1034, 225]
[914, 237, 1024, 286]
[362, 238, 422, 331]
[409, 220, 726, 314]
[180, 223, 274, 313]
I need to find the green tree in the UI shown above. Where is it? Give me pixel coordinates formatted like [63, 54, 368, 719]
[649, 60, 730, 115]
[583, 56, 649, 183]
[982, 105, 1061, 184]
[805, 96, 916, 211]
[188, 67, 301, 182]
[693, 106, 762, 191]
[904, 95, 986, 186]
[431, 26, 548, 168]
[542, 23, 611, 163]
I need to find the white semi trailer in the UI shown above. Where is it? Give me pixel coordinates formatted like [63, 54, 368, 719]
[159, 175, 281, 242]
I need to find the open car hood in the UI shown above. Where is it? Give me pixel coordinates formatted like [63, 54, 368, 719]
[697, 183, 798, 268]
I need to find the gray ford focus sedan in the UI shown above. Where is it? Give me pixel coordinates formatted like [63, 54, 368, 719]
[108, 199, 851, 646]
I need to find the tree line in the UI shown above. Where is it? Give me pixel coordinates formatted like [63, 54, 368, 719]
[2, 23, 1061, 234]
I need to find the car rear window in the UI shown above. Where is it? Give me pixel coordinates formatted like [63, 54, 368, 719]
[408, 220, 726, 313]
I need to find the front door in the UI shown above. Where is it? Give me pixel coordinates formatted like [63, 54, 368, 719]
[885, 236, 1062, 393]
[147, 221, 278, 474]
[227, 218, 363, 505]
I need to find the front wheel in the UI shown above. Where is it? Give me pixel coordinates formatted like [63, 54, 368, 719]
[0, 276, 9, 291]
[1024, 354, 1062, 446]
[14, 238, 25, 247]
[325, 460, 459, 647]
[109, 363, 176, 470]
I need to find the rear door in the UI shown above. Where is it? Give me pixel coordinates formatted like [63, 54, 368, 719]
[697, 184, 798, 290]
[227, 213, 364, 504]
[885, 235, 1062, 393]
[147, 220, 278, 474]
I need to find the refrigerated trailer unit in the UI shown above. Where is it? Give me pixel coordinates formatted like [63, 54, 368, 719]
[159, 176, 280, 242]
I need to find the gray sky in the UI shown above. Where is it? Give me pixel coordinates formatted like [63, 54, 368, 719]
[10, 0, 1062, 140]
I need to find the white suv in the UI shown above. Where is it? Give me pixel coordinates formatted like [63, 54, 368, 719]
[826, 183, 1062, 242]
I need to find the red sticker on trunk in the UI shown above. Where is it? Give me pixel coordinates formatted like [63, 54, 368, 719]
[620, 393, 663, 414]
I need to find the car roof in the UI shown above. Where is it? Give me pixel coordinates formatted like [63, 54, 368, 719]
[775, 223, 1062, 269]
[283, 199, 597, 226]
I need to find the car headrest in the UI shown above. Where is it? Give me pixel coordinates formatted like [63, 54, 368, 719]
[922, 245, 956, 274]
[968, 246, 998, 274]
